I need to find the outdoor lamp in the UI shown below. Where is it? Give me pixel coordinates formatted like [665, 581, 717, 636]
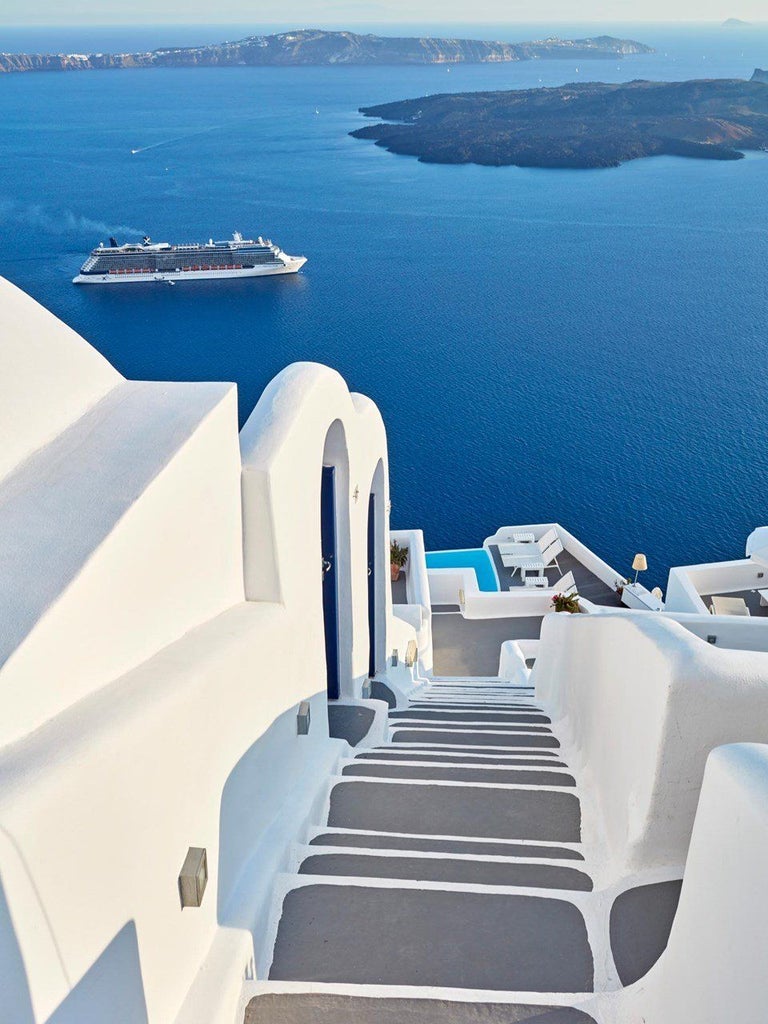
[632, 553, 648, 584]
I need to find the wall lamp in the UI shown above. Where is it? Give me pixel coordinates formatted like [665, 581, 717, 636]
[179, 847, 208, 908]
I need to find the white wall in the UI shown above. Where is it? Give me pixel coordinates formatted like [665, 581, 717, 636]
[0, 380, 245, 747]
[0, 277, 120, 484]
[628, 743, 768, 1023]
[390, 528, 433, 675]
[0, 603, 346, 1024]
[534, 613, 768, 881]
[0, 282, 401, 1024]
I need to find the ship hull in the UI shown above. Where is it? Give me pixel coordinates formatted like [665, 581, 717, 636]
[73, 256, 306, 285]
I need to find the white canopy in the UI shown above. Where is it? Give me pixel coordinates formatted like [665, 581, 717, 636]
[745, 527, 768, 565]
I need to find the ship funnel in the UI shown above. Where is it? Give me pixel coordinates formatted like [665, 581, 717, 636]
[109, 236, 118, 247]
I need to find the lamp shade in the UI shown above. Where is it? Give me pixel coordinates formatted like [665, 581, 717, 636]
[632, 553, 648, 572]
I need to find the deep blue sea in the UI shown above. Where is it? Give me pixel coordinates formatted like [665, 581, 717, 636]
[1, 22, 767, 588]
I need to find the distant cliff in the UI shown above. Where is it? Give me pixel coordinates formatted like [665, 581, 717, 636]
[352, 77, 768, 170]
[752, 68, 768, 83]
[0, 29, 654, 73]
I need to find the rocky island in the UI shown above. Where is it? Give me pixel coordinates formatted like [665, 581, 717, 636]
[0, 29, 653, 73]
[351, 74, 768, 169]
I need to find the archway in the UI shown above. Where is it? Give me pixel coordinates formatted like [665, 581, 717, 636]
[320, 421, 351, 701]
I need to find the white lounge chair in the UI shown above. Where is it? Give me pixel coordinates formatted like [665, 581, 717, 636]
[518, 570, 576, 594]
[515, 539, 564, 579]
[501, 529, 563, 576]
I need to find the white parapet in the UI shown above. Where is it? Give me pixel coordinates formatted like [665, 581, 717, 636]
[626, 743, 768, 1023]
[534, 611, 768, 881]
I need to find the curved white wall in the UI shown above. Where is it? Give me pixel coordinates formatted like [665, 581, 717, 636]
[534, 613, 768, 880]
[629, 743, 768, 1023]
[0, 277, 120, 483]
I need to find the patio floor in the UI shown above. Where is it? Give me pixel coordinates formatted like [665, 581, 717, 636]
[487, 546, 623, 608]
[432, 613, 542, 677]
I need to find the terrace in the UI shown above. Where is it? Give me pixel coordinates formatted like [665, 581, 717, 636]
[392, 524, 633, 677]
[666, 548, 768, 621]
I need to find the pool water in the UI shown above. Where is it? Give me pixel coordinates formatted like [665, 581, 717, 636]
[425, 548, 499, 592]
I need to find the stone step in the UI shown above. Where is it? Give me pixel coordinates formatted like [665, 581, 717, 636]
[296, 849, 593, 891]
[390, 729, 560, 748]
[341, 761, 576, 787]
[308, 829, 585, 860]
[245, 992, 595, 1024]
[327, 779, 581, 843]
[358, 750, 567, 767]
[390, 723, 554, 735]
[388, 743, 562, 756]
[268, 881, 594, 993]
[404, 702, 547, 712]
[389, 710, 551, 723]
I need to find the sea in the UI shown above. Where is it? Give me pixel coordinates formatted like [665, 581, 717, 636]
[1, 21, 767, 588]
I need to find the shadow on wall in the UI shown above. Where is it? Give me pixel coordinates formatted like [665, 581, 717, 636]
[0, 873, 148, 1024]
[216, 693, 329, 933]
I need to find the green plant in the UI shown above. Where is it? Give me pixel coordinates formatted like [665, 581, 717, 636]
[390, 540, 409, 568]
[551, 591, 580, 613]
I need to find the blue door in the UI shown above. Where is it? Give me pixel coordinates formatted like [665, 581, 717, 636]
[321, 466, 340, 700]
[367, 493, 377, 678]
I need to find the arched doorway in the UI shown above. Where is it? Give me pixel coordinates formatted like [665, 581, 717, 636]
[320, 421, 351, 701]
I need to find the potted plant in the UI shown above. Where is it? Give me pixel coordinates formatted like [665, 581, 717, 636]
[551, 591, 580, 614]
[390, 540, 408, 582]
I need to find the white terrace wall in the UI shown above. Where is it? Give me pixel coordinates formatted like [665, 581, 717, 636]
[534, 613, 768, 882]
[666, 558, 768, 614]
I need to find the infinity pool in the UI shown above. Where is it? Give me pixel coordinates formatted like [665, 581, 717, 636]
[425, 548, 499, 592]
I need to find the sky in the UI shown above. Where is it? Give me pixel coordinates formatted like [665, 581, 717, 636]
[0, 0, 765, 26]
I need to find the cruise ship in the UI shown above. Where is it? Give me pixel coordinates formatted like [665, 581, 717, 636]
[72, 231, 306, 284]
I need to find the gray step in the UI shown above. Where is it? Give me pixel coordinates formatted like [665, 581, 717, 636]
[245, 993, 595, 1024]
[328, 780, 581, 842]
[389, 744, 561, 756]
[341, 762, 576, 787]
[409, 704, 548, 712]
[389, 710, 551, 723]
[269, 883, 593, 992]
[390, 730, 559, 748]
[309, 830, 585, 860]
[358, 751, 567, 767]
[297, 851, 593, 891]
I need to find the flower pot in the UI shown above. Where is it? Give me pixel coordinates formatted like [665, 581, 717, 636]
[390, 563, 401, 582]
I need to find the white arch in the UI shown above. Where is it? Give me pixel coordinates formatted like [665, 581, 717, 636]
[240, 362, 390, 696]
